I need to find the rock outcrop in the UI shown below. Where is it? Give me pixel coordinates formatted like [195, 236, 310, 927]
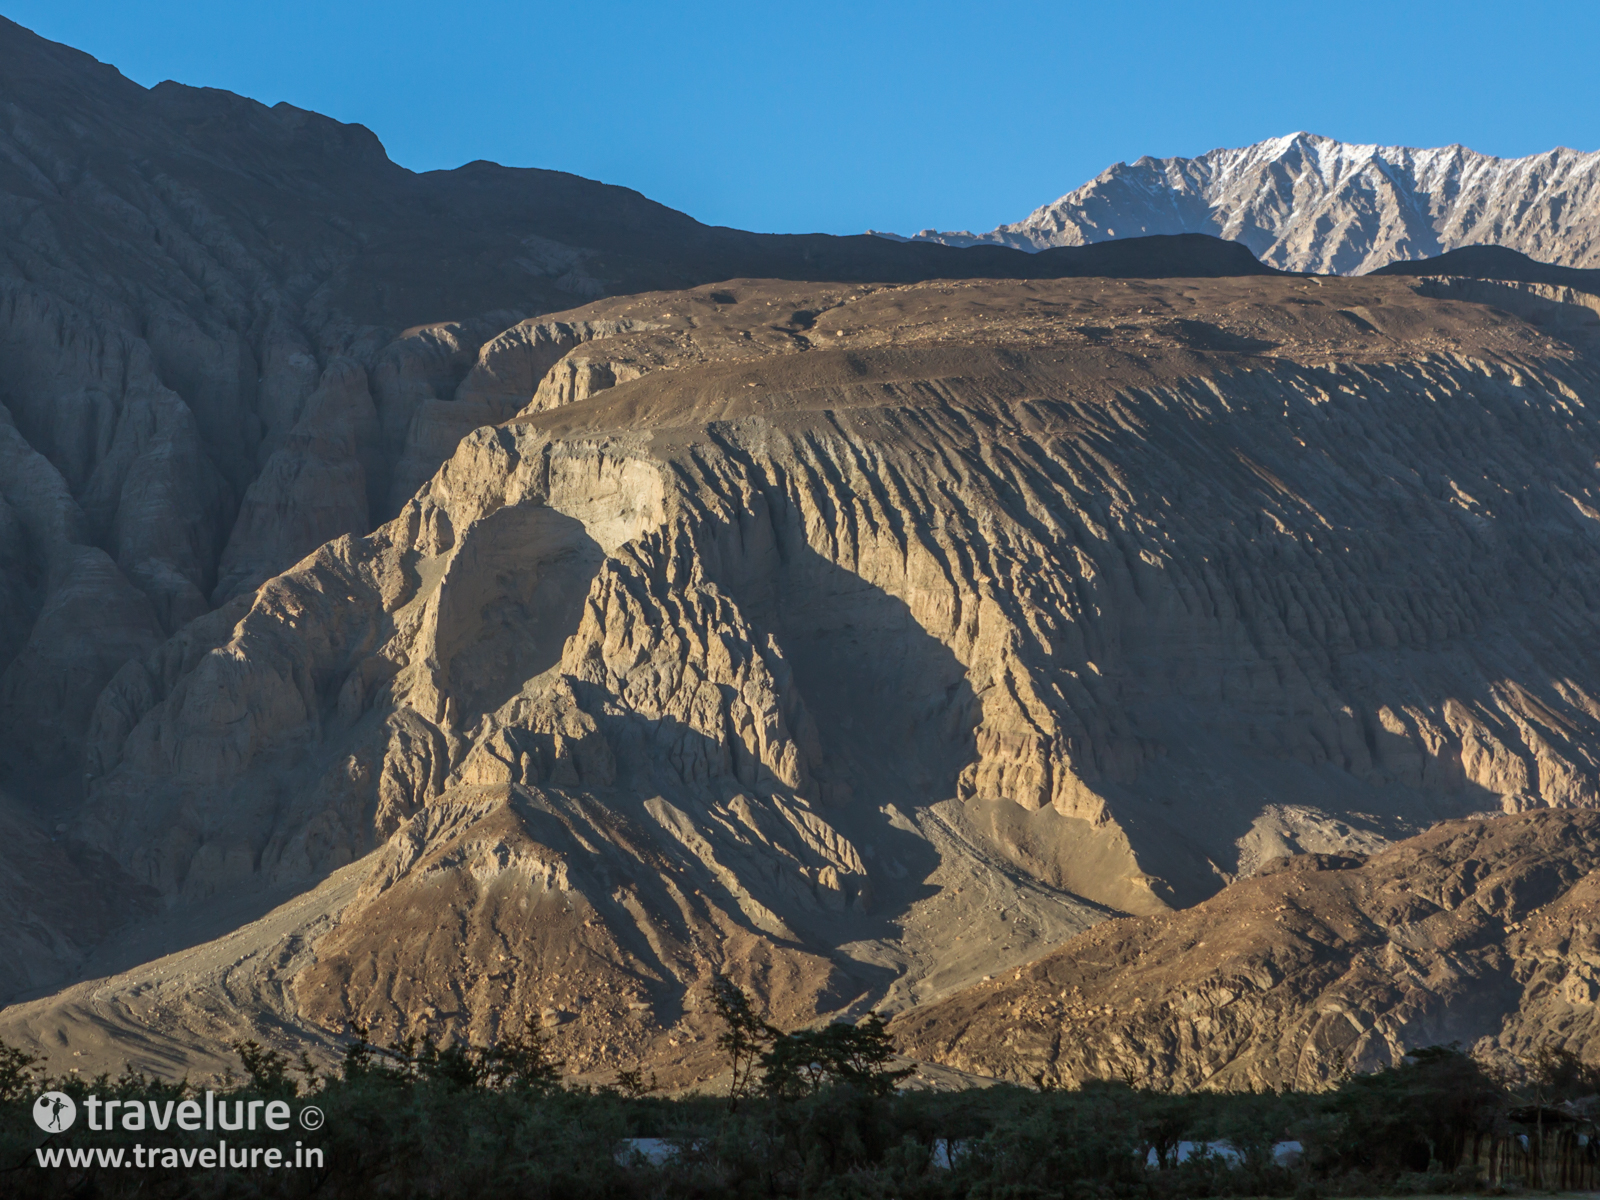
[891, 132, 1600, 274]
[0, 15, 1281, 999]
[892, 810, 1600, 1092]
[9, 269, 1600, 1083]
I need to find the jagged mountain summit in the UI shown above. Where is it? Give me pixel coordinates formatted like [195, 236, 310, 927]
[886, 132, 1600, 275]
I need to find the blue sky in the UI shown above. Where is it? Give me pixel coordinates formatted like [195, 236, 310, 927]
[9, 2, 1600, 236]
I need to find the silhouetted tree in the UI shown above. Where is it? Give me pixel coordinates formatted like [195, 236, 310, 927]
[0, 1038, 40, 1103]
[1530, 1042, 1600, 1101]
[759, 1013, 913, 1098]
[331, 1024, 560, 1091]
[708, 973, 776, 1109]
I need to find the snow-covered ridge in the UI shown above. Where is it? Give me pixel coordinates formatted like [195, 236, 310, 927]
[882, 133, 1600, 275]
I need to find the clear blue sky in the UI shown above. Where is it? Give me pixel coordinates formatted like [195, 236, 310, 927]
[8, 1, 1600, 236]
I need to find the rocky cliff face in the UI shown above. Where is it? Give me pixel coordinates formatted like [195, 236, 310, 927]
[892, 810, 1600, 1091]
[9, 19, 1600, 1089]
[0, 17, 1277, 999]
[893, 133, 1600, 274]
[0, 21, 617, 809]
[9, 268, 1600, 1084]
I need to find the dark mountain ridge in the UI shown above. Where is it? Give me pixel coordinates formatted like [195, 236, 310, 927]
[1369, 244, 1600, 291]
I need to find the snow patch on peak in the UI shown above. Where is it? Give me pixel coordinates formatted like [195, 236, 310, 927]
[888, 134, 1600, 274]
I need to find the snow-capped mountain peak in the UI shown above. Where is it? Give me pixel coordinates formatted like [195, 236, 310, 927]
[887, 133, 1600, 274]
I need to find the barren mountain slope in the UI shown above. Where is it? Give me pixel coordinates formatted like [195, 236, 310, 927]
[0, 15, 1269, 995]
[9, 272, 1600, 1084]
[0, 17, 1258, 800]
[894, 133, 1600, 274]
[892, 810, 1600, 1092]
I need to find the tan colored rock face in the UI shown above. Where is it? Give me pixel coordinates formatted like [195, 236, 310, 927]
[0, 14, 1148, 838]
[23, 12, 1600, 1084]
[891, 810, 1600, 1092]
[11, 271, 1599, 1085]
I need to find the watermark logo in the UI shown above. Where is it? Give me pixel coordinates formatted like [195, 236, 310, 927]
[27, 1089, 327, 1172]
[33, 1092, 77, 1133]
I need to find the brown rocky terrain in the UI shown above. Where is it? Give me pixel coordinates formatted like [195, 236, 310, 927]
[892, 809, 1600, 1092]
[7, 18, 1600, 1096]
[0, 16, 1264, 999]
[5, 265, 1600, 1088]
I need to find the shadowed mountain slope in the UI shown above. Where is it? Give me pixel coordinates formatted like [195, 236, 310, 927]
[1370, 245, 1600, 291]
[0, 16, 1273, 996]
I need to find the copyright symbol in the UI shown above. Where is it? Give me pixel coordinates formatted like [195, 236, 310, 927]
[299, 1105, 324, 1131]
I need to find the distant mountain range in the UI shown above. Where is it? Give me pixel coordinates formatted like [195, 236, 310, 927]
[883, 132, 1600, 274]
